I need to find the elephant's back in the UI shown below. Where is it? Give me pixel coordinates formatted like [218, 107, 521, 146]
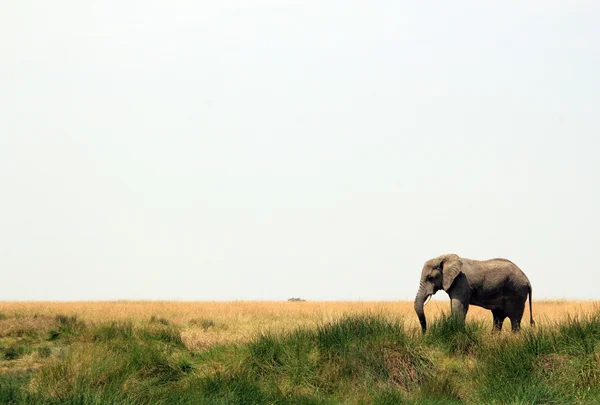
[488, 257, 517, 266]
[476, 258, 531, 287]
[490, 258, 532, 287]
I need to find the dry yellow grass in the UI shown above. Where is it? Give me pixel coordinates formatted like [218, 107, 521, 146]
[1, 300, 599, 350]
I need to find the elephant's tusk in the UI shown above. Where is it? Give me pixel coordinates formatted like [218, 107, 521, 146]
[424, 295, 432, 306]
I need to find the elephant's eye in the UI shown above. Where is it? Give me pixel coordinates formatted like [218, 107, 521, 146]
[426, 275, 433, 281]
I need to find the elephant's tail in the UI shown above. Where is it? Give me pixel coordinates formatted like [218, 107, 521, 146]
[528, 286, 535, 327]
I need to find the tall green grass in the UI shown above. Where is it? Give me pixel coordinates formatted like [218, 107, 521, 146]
[475, 312, 600, 404]
[3, 311, 600, 404]
[423, 313, 485, 355]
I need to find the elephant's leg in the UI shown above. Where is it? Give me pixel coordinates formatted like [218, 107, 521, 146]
[450, 298, 469, 321]
[492, 309, 505, 332]
[507, 300, 526, 332]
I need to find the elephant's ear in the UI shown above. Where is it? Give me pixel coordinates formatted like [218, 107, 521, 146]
[441, 254, 463, 291]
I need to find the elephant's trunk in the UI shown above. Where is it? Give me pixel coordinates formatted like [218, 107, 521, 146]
[414, 282, 428, 333]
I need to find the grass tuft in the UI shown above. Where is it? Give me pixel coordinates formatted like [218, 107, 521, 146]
[150, 315, 170, 326]
[4, 345, 28, 361]
[316, 314, 403, 355]
[189, 317, 217, 330]
[476, 327, 564, 403]
[245, 315, 432, 395]
[424, 313, 484, 355]
[92, 321, 135, 342]
[37, 346, 52, 358]
[48, 314, 85, 341]
[554, 313, 600, 355]
[140, 324, 184, 347]
[200, 372, 276, 404]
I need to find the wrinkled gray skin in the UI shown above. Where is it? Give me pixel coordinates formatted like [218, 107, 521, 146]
[414, 254, 534, 333]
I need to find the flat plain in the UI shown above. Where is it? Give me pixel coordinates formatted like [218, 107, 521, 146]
[1, 300, 596, 349]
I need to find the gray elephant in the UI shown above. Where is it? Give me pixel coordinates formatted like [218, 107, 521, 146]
[414, 254, 534, 332]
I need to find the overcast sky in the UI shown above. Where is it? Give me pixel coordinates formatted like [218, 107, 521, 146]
[2, 1, 599, 301]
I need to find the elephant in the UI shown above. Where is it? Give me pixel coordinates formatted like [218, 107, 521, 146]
[413, 254, 534, 333]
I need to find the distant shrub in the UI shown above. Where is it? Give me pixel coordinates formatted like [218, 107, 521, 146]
[287, 297, 306, 302]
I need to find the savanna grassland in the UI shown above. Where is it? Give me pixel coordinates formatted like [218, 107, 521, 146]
[1, 300, 600, 404]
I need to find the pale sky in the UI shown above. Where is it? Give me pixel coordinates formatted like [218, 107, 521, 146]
[2, 1, 599, 301]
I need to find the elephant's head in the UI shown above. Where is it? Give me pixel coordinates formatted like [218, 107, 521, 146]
[414, 254, 463, 333]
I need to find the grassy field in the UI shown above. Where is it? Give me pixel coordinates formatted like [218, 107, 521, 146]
[1, 300, 600, 404]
